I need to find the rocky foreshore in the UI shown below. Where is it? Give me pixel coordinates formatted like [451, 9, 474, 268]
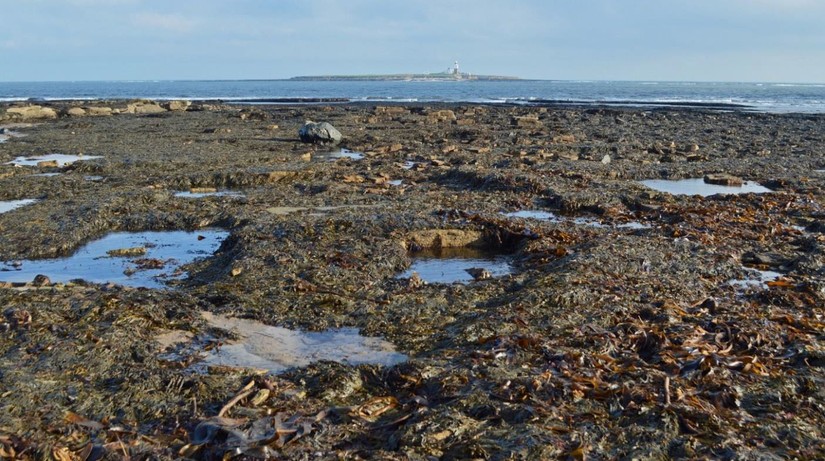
[1, 100, 824, 459]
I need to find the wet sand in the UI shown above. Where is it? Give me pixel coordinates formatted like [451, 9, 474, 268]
[1, 101, 824, 459]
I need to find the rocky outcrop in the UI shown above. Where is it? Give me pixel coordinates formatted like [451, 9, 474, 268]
[5, 105, 58, 120]
[299, 121, 342, 145]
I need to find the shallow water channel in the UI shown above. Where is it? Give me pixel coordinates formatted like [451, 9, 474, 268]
[0, 229, 228, 288]
[194, 312, 407, 374]
[640, 178, 772, 196]
[399, 247, 514, 284]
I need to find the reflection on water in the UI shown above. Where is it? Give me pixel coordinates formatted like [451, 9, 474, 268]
[399, 247, 513, 284]
[0, 229, 228, 288]
[196, 312, 407, 374]
[640, 178, 772, 196]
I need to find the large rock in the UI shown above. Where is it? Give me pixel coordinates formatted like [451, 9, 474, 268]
[704, 173, 743, 186]
[86, 106, 114, 116]
[299, 121, 342, 145]
[126, 101, 167, 114]
[5, 105, 58, 120]
[163, 100, 191, 112]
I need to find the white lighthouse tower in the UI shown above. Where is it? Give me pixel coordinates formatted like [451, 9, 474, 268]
[452, 61, 461, 77]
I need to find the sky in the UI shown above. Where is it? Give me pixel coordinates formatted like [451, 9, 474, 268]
[1, 0, 824, 83]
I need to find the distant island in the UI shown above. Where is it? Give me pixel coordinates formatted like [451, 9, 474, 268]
[290, 61, 520, 82]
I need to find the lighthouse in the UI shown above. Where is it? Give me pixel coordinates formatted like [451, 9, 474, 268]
[452, 61, 460, 76]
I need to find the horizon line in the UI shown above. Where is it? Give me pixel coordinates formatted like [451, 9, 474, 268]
[1, 78, 824, 85]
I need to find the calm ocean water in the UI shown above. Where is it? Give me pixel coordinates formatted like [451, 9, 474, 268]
[1, 80, 824, 113]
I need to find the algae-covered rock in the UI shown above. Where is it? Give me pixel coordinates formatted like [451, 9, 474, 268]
[299, 121, 342, 145]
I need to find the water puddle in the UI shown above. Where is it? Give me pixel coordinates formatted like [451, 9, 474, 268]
[84, 175, 104, 182]
[639, 178, 772, 196]
[174, 190, 244, 199]
[402, 161, 417, 170]
[315, 148, 365, 162]
[6, 153, 103, 167]
[0, 199, 37, 214]
[728, 268, 782, 291]
[616, 222, 652, 230]
[33, 173, 61, 177]
[194, 312, 407, 374]
[503, 209, 601, 226]
[266, 204, 381, 216]
[388, 179, 404, 186]
[504, 210, 557, 220]
[0, 131, 20, 143]
[503, 209, 648, 229]
[0, 229, 228, 288]
[0, 126, 29, 143]
[398, 247, 514, 284]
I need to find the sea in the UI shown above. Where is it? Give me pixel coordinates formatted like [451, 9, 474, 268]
[1, 80, 825, 114]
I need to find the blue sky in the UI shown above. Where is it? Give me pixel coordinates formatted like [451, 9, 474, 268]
[1, 0, 824, 82]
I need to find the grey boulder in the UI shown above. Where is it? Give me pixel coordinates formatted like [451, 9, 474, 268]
[299, 121, 342, 145]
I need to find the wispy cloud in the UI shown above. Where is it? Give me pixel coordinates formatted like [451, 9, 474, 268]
[1, 39, 18, 49]
[132, 13, 197, 33]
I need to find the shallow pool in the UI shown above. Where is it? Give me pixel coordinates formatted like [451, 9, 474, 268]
[0, 229, 228, 288]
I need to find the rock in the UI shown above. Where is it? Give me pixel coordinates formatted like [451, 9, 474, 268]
[66, 107, 86, 117]
[557, 151, 579, 161]
[553, 134, 577, 143]
[163, 100, 191, 112]
[465, 267, 492, 280]
[704, 173, 743, 186]
[406, 229, 484, 249]
[742, 252, 789, 267]
[6, 105, 58, 120]
[298, 121, 342, 145]
[513, 115, 541, 127]
[107, 247, 147, 257]
[126, 101, 167, 114]
[427, 110, 456, 123]
[601, 154, 611, 164]
[86, 106, 113, 116]
[374, 106, 408, 115]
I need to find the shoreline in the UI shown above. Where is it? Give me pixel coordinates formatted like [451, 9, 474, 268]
[1, 101, 823, 458]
